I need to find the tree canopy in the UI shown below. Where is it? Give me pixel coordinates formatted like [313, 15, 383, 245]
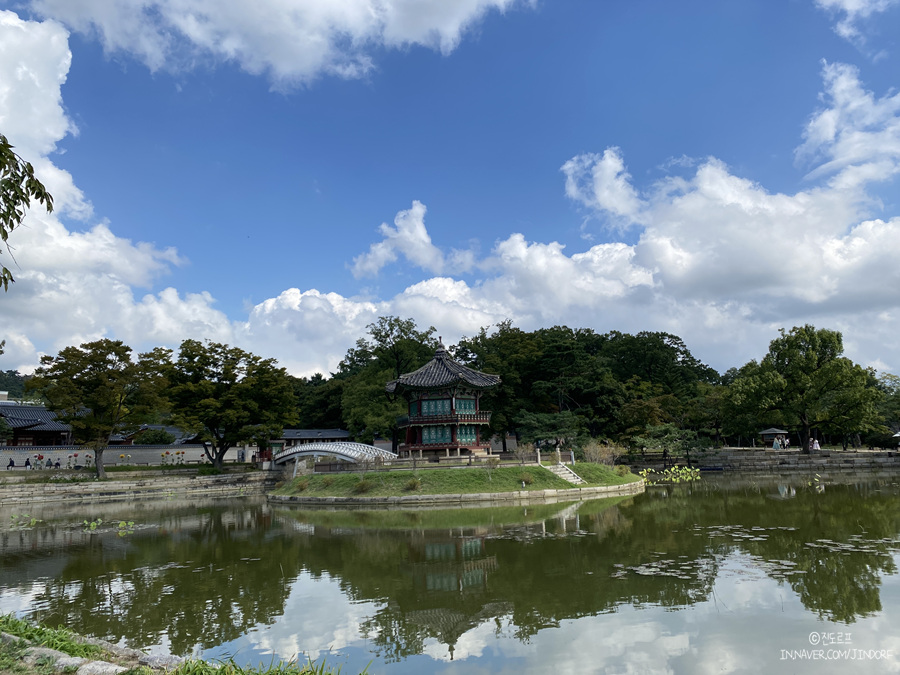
[726, 325, 883, 452]
[1, 133, 54, 291]
[26, 339, 170, 477]
[167, 339, 298, 467]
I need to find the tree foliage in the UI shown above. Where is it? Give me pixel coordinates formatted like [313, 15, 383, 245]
[339, 316, 437, 448]
[1, 133, 54, 290]
[167, 339, 298, 468]
[27, 339, 170, 477]
[727, 325, 882, 452]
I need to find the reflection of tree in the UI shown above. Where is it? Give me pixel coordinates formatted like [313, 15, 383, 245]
[7, 480, 900, 662]
[25, 504, 297, 655]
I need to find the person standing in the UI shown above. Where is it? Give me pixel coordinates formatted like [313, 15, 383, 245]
[24, 457, 31, 469]
[813, 438, 821, 451]
[6, 457, 13, 470]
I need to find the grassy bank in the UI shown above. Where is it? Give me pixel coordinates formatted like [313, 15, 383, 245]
[271, 462, 639, 498]
[275, 494, 632, 531]
[0, 614, 363, 675]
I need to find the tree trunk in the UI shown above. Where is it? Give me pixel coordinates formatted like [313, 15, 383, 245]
[94, 447, 106, 479]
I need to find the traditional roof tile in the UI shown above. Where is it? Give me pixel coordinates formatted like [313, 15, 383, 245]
[0, 404, 71, 432]
[386, 346, 500, 394]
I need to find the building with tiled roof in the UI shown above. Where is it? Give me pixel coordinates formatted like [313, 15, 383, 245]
[0, 403, 73, 446]
[386, 345, 500, 458]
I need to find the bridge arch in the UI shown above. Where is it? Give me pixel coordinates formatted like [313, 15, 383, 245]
[273, 442, 397, 468]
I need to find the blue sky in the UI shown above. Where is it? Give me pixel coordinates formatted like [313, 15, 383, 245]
[2, 0, 900, 377]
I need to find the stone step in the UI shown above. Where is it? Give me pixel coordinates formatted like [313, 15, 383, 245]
[544, 463, 586, 485]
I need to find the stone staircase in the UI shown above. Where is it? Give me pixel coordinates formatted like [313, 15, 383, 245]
[544, 462, 586, 485]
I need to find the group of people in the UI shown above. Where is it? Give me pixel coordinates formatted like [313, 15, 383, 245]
[771, 435, 821, 451]
[6, 457, 60, 470]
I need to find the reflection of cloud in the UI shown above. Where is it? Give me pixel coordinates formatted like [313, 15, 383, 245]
[236, 571, 381, 664]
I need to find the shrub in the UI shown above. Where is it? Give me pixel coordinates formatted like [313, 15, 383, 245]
[404, 477, 422, 492]
[354, 478, 373, 494]
[583, 440, 621, 466]
[614, 464, 631, 477]
[518, 472, 534, 485]
[322, 475, 335, 487]
[295, 479, 309, 492]
[197, 465, 221, 476]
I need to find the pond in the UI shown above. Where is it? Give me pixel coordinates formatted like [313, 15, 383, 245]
[2, 475, 900, 674]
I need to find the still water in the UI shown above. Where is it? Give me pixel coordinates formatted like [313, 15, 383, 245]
[2, 476, 900, 674]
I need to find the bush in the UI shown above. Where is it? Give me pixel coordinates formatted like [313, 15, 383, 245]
[353, 478, 373, 494]
[294, 479, 309, 492]
[404, 477, 422, 492]
[136, 429, 176, 445]
[322, 475, 335, 487]
[614, 464, 630, 477]
[197, 465, 221, 476]
[583, 440, 620, 466]
[518, 472, 534, 485]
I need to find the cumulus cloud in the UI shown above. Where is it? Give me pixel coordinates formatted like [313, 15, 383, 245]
[27, 0, 528, 88]
[561, 147, 646, 225]
[352, 200, 447, 278]
[0, 12, 232, 371]
[814, 0, 900, 47]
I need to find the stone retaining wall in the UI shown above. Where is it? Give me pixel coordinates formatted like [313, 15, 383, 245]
[627, 448, 900, 479]
[268, 478, 644, 507]
[0, 471, 277, 506]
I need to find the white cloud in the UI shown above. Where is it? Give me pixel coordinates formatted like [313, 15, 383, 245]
[27, 0, 528, 88]
[796, 62, 900, 184]
[0, 12, 232, 371]
[814, 0, 900, 46]
[352, 200, 447, 278]
[561, 147, 646, 225]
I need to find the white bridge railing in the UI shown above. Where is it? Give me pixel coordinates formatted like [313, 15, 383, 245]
[272, 442, 397, 467]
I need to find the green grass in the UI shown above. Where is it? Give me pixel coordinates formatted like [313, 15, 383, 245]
[0, 614, 104, 659]
[568, 462, 639, 486]
[272, 463, 639, 498]
[0, 615, 363, 675]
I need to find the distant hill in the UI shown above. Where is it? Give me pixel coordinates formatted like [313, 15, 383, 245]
[0, 370, 25, 399]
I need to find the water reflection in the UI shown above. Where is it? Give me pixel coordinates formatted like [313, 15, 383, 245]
[2, 478, 900, 672]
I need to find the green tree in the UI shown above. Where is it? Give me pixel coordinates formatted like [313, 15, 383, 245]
[292, 373, 345, 429]
[514, 409, 585, 451]
[339, 316, 437, 448]
[137, 428, 176, 445]
[27, 339, 170, 478]
[728, 325, 882, 453]
[167, 340, 298, 468]
[454, 321, 543, 450]
[1, 133, 54, 290]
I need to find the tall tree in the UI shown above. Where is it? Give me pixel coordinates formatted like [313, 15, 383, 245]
[27, 339, 170, 478]
[728, 325, 882, 452]
[1, 133, 54, 290]
[167, 340, 298, 468]
[339, 316, 437, 448]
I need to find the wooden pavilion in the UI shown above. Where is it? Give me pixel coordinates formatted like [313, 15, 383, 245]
[386, 344, 500, 459]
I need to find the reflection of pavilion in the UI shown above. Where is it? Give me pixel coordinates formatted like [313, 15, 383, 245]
[400, 533, 508, 659]
[407, 535, 498, 594]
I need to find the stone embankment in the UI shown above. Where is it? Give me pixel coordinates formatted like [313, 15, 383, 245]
[0, 470, 277, 506]
[1, 630, 183, 675]
[628, 448, 900, 479]
[268, 478, 644, 507]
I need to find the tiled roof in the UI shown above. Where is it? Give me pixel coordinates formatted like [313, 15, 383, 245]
[282, 429, 350, 440]
[0, 404, 71, 432]
[386, 346, 500, 394]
